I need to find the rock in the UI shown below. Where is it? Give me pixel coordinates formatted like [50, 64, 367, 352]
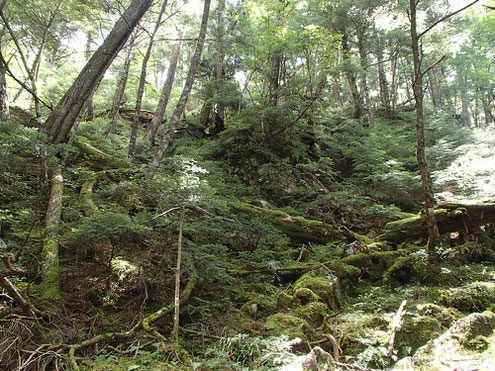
[441, 282, 495, 312]
[281, 346, 336, 371]
[264, 313, 313, 340]
[392, 311, 495, 371]
[293, 270, 343, 311]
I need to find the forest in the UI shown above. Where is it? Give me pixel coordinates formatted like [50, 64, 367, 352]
[1, 0, 495, 369]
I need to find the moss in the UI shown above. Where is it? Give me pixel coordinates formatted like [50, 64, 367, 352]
[464, 335, 490, 351]
[293, 271, 343, 311]
[295, 287, 321, 304]
[416, 304, 460, 328]
[264, 313, 312, 340]
[40, 238, 61, 300]
[383, 257, 414, 287]
[329, 261, 361, 281]
[276, 291, 299, 311]
[234, 202, 346, 243]
[441, 282, 495, 312]
[294, 302, 329, 325]
[396, 316, 444, 353]
[72, 137, 131, 170]
[80, 178, 98, 216]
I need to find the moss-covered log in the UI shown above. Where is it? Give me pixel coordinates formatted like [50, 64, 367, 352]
[41, 165, 63, 301]
[72, 137, 131, 170]
[235, 202, 347, 243]
[377, 202, 495, 243]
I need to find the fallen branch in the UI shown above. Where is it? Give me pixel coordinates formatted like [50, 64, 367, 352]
[64, 275, 197, 370]
[386, 299, 407, 357]
[0, 254, 41, 318]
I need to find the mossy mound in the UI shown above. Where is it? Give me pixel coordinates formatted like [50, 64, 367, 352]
[294, 302, 329, 325]
[264, 313, 313, 340]
[294, 287, 322, 304]
[396, 315, 444, 353]
[416, 303, 460, 328]
[293, 270, 343, 311]
[441, 282, 495, 312]
[277, 291, 299, 311]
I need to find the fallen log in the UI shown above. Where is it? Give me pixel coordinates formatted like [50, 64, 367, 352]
[378, 201, 495, 244]
[234, 202, 347, 244]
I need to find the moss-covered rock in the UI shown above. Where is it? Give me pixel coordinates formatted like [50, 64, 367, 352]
[293, 270, 343, 311]
[294, 287, 321, 304]
[294, 302, 329, 325]
[416, 304, 460, 328]
[264, 313, 313, 340]
[276, 291, 299, 312]
[441, 282, 495, 312]
[396, 315, 444, 353]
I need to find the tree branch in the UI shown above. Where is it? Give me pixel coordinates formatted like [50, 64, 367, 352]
[418, 0, 481, 39]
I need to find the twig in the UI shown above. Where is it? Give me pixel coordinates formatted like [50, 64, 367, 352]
[179, 326, 223, 340]
[386, 299, 407, 357]
[335, 362, 380, 371]
[172, 205, 186, 343]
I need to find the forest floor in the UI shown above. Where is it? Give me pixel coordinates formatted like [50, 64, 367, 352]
[1, 110, 495, 370]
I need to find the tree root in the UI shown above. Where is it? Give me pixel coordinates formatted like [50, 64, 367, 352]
[61, 276, 197, 370]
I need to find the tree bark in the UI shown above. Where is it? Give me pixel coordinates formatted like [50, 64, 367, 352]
[409, 0, 441, 256]
[213, 0, 226, 133]
[41, 165, 63, 301]
[129, 0, 168, 155]
[144, 33, 183, 143]
[0, 61, 9, 121]
[341, 33, 363, 120]
[105, 33, 137, 138]
[43, 0, 153, 143]
[357, 31, 375, 134]
[83, 32, 95, 121]
[152, 0, 211, 165]
[374, 28, 392, 118]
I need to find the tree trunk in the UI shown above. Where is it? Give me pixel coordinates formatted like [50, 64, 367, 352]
[341, 33, 363, 120]
[83, 33, 95, 121]
[0, 61, 9, 121]
[144, 33, 183, 143]
[374, 28, 392, 118]
[269, 53, 281, 107]
[105, 33, 136, 138]
[409, 0, 441, 256]
[213, 0, 226, 134]
[41, 165, 63, 301]
[43, 0, 153, 143]
[129, 0, 168, 155]
[357, 31, 375, 134]
[152, 0, 211, 165]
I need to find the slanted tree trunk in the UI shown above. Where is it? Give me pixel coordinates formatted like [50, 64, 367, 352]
[409, 0, 441, 256]
[105, 32, 137, 138]
[152, 0, 211, 165]
[129, 0, 168, 155]
[43, 0, 153, 143]
[41, 165, 63, 301]
[144, 33, 183, 143]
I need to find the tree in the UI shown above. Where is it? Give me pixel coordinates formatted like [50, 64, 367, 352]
[144, 32, 183, 143]
[408, 0, 481, 256]
[42, 0, 153, 143]
[128, 0, 169, 156]
[152, 0, 212, 165]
